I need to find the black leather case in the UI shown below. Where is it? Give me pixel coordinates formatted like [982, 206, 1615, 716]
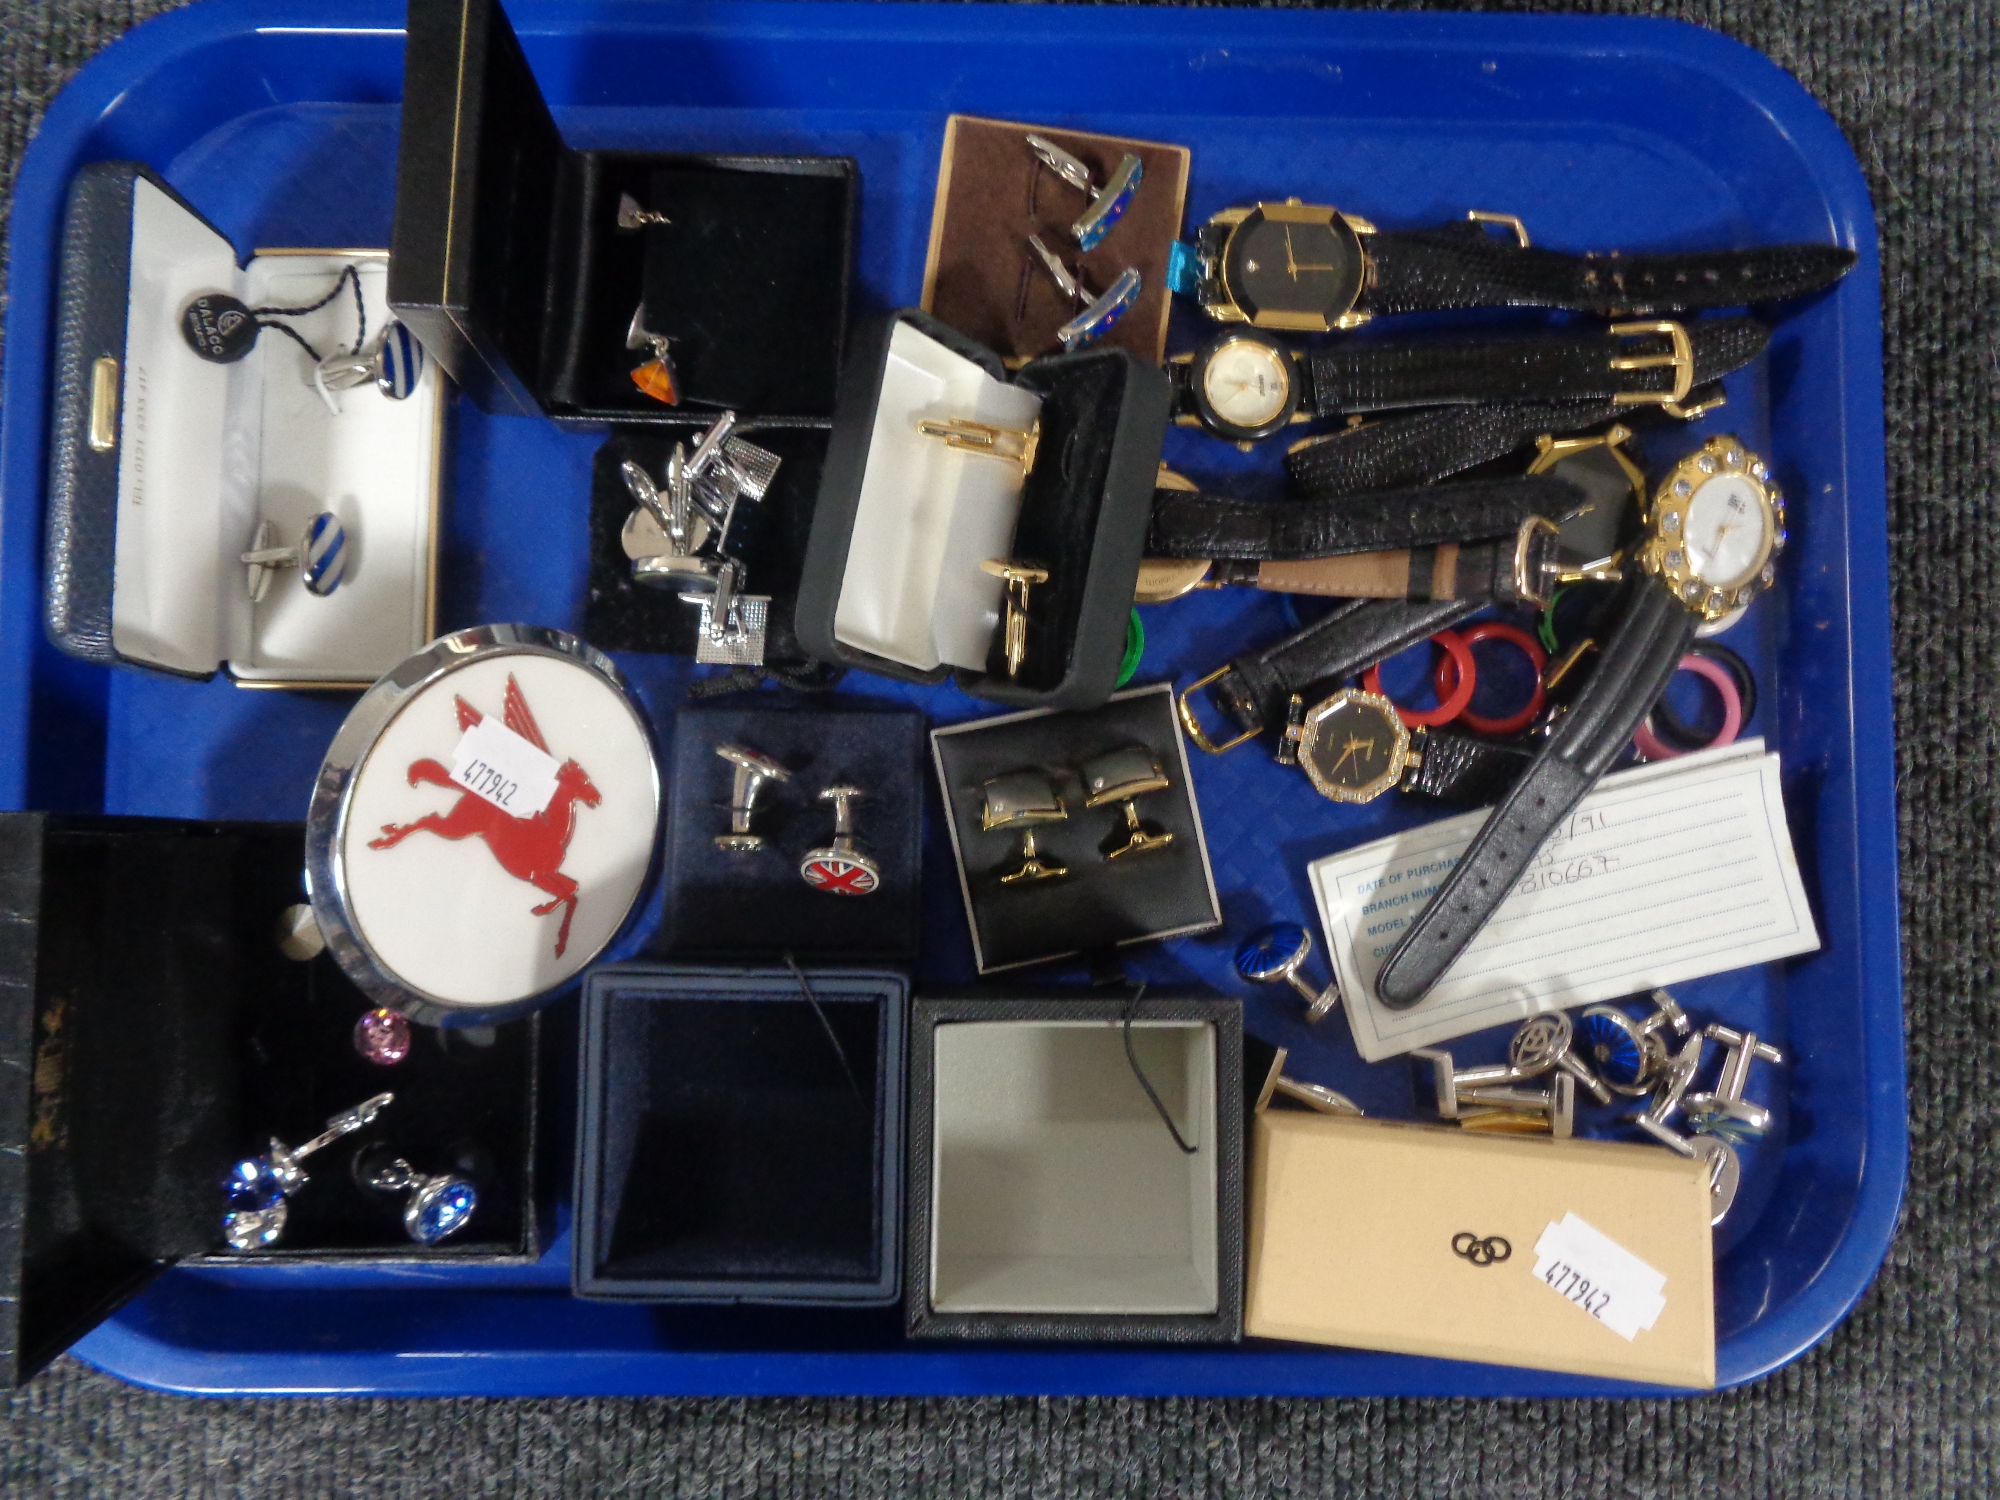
[929, 686, 1221, 975]
[797, 309, 1170, 710]
[44, 163, 208, 674]
[390, 0, 854, 427]
[0, 814, 545, 1387]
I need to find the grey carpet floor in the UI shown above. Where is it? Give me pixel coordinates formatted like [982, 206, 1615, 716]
[1, 0, 1992, 1494]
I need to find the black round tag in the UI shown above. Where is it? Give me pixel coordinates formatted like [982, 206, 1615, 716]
[180, 293, 259, 363]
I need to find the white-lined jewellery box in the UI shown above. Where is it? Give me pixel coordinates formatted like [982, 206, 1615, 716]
[798, 309, 1168, 710]
[44, 163, 442, 688]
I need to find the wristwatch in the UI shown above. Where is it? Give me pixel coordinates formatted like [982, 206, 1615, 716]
[1291, 688, 1536, 808]
[1166, 202, 1856, 332]
[1371, 434, 1782, 1009]
[1169, 317, 1767, 443]
[1145, 470, 1583, 561]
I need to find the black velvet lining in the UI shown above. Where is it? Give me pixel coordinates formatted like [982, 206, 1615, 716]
[1002, 351, 1126, 691]
[930, 688, 1222, 973]
[582, 427, 829, 657]
[9, 819, 536, 1291]
[657, 703, 924, 959]
[580, 969, 903, 1296]
[540, 153, 855, 421]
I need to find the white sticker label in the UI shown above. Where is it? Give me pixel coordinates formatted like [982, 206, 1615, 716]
[448, 716, 562, 819]
[1530, 1212, 1667, 1342]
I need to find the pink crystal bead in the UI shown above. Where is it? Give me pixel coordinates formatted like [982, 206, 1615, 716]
[354, 1007, 412, 1066]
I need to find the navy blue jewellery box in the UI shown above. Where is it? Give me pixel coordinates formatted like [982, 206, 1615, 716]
[574, 964, 907, 1305]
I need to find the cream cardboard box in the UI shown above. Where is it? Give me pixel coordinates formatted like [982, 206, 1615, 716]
[1246, 1111, 1716, 1387]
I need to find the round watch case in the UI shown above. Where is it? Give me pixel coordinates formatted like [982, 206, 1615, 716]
[305, 624, 662, 1028]
[1641, 435, 1784, 621]
[1188, 327, 1303, 441]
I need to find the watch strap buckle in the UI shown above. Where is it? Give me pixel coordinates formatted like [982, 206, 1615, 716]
[1465, 210, 1530, 248]
[1608, 320, 1695, 408]
[1510, 515, 1564, 610]
[1178, 666, 1261, 754]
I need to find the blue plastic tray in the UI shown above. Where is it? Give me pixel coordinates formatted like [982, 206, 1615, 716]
[0, 0, 1902, 1396]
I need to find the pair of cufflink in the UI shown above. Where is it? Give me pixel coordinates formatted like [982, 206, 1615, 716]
[1024, 134, 1143, 351]
[977, 744, 1174, 885]
[714, 744, 880, 896]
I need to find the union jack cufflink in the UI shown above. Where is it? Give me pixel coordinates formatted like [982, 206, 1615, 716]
[800, 784, 880, 896]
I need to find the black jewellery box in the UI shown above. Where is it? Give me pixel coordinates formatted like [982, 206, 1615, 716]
[905, 995, 1244, 1343]
[574, 963, 907, 1305]
[390, 0, 855, 427]
[657, 701, 925, 960]
[43, 164, 443, 687]
[0, 814, 542, 1388]
[932, 684, 1222, 974]
[797, 309, 1170, 709]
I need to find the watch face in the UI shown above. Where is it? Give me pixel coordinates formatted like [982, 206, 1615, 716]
[1648, 438, 1783, 618]
[1192, 332, 1304, 438]
[1682, 472, 1771, 590]
[1221, 207, 1364, 327]
[1298, 690, 1410, 804]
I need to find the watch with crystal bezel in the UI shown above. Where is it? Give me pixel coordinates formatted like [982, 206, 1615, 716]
[1640, 436, 1785, 621]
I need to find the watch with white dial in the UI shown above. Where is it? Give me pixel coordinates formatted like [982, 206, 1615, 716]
[1173, 328, 1303, 441]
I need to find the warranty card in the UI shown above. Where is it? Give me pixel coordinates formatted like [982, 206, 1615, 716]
[1309, 739, 1821, 1062]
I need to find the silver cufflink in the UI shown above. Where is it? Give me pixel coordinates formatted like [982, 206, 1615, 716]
[221, 1091, 393, 1250]
[1682, 1024, 1784, 1144]
[360, 1151, 478, 1245]
[624, 414, 782, 666]
[1627, 1030, 1707, 1151]
[315, 320, 424, 400]
[1577, 989, 1693, 1096]
[1024, 133, 1143, 252]
[241, 512, 348, 601]
[714, 743, 791, 853]
[615, 192, 672, 230]
[979, 769, 1069, 884]
[1250, 1043, 1364, 1116]
[1503, 1012, 1613, 1105]
[1234, 923, 1340, 1024]
[800, 784, 880, 896]
[1411, 1045, 1577, 1137]
[1026, 233, 1142, 351]
[1081, 744, 1174, 860]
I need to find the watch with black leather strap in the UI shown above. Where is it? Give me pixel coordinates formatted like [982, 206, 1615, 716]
[1136, 522, 1567, 608]
[1372, 434, 1784, 1009]
[1146, 472, 1582, 561]
[1288, 688, 1537, 807]
[1177, 596, 1481, 754]
[1166, 202, 1856, 332]
[1170, 317, 1767, 443]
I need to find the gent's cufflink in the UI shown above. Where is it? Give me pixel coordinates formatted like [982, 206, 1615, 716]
[980, 768, 1069, 884]
[916, 416, 1041, 474]
[1235, 922, 1340, 1024]
[800, 784, 880, 896]
[1024, 133, 1144, 252]
[242, 512, 348, 601]
[1083, 744, 1174, 860]
[1626, 1031, 1707, 1152]
[1503, 1012, 1613, 1105]
[221, 1091, 393, 1250]
[615, 192, 672, 230]
[1027, 233, 1142, 351]
[1681, 1024, 1784, 1144]
[625, 303, 680, 405]
[359, 1148, 478, 1245]
[715, 743, 791, 853]
[1576, 990, 1691, 1097]
[979, 559, 1048, 679]
[316, 320, 424, 400]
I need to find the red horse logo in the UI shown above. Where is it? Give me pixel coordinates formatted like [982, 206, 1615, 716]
[368, 675, 601, 957]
